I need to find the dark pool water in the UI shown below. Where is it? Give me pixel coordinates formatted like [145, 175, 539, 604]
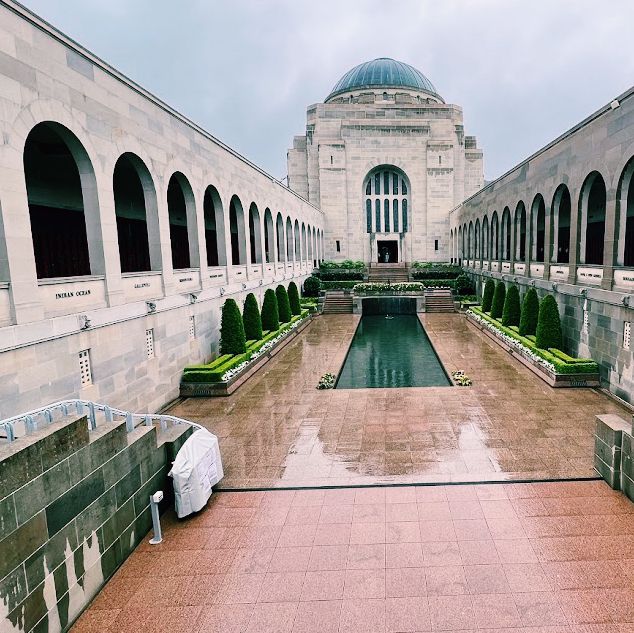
[335, 315, 451, 389]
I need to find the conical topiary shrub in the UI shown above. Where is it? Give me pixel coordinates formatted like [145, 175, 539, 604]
[242, 293, 263, 341]
[535, 294, 563, 350]
[276, 284, 292, 324]
[482, 278, 495, 312]
[501, 285, 521, 327]
[519, 287, 539, 336]
[288, 281, 301, 316]
[261, 288, 279, 332]
[490, 281, 506, 320]
[219, 298, 246, 355]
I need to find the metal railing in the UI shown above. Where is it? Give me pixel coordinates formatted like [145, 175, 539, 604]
[0, 399, 203, 444]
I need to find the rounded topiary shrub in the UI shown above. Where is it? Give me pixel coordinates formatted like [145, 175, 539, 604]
[482, 279, 495, 312]
[242, 293, 263, 341]
[535, 294, 563, 350]
[288, 281, 301, 316]
[455, 273, 475, 296]
[261, 288, 279, 332]
[501, 285, 521, 327]
[490, 281, 506, 319]
[219, 298, 246, 355]
[276, 284, 292, 324]
[519, 287, 539, 336]
[303, 275, 321, 297]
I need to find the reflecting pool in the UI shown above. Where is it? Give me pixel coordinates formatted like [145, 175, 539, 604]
[336, 314, 451, 389]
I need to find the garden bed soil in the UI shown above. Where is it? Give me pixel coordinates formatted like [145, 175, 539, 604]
[465, 312, 600, 388]
[180, 315, 313, 397]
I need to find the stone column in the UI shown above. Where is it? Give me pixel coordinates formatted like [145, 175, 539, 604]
[568, 186, 581, 283]
[0, 161, 43, 324]
[602, 192, 618, 290]
[543, 201, 553, 279]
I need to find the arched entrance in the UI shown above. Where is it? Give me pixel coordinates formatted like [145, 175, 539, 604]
[363, 166, 410, 263]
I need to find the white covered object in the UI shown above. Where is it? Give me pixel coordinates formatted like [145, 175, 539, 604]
[169, 428, 224, 518]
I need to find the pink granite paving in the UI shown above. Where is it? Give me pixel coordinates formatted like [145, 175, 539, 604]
[72, 481, 634, 632]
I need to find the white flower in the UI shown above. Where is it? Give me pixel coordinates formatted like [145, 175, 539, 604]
[466, 310, 556, 373]
[221, 314, 308, 381]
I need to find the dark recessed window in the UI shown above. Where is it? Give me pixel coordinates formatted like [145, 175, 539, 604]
[336, 240, 341, 252]
[435, 239, 439, 251]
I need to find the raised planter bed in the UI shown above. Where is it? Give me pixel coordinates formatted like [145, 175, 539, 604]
[466, 312, 600, 388]
[180, 315, 313, 397]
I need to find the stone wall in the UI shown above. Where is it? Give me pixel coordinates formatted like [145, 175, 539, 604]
[0, 278, 307, 419]
[0, 414, 191, 632]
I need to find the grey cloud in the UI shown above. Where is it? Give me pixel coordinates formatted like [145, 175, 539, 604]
[23, 0, 634, 182]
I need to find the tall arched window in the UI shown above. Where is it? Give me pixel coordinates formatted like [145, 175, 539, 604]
[276, 213, 285, 262]
[203, 185, 226, 267]
[579, 172, 606, 265]
[248, 203, 262, 264]
[229, 195, 246, 266]
[551, 185, 571, 263]
[363, 166, 410, 233]
[531, 195, 545, 263]
[167, 173, 197, 270]
[617, 156, 634, 266]
[264, 208, 274, 264]
[113, 152, 157, 274]
[24, 122, 98, 278]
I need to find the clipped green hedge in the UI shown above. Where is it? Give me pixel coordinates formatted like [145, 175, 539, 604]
[261, 288, 279, 332]
[519, 287, 539, 336]
[482, 279, 495, 312]
[242, 293, 263, 341]
[320, 280, 358, 290]
[220, 298, 246, 355]
[536, 295, 563, 350]
[320, 260, 364, 270]
[288, 281, 301, 316]
[276, 284, 292, 323]
[317, 270, 364, 281]
[471, 307, 598, 375]
[502, 285, 521, 327]
[182, 312, 309, 383]
[491, 281, 506, 319]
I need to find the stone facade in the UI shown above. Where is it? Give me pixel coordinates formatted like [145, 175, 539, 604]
[0, 413, 191, 632]
[451, 85, 634, 403]
[288, 62, 483, 264]
[0, 1, 325, 417]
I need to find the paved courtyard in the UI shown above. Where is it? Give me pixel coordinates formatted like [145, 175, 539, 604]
[168, 314, 630, 488]
[72, 480, 634, 632]
[72, 313, 634, 632]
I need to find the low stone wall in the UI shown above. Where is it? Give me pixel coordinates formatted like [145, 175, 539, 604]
[0, 414, 191, 632]
[594, 413, 634, 501]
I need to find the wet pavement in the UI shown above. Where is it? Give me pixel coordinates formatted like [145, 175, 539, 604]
[72, 480, 634, 632]
[168, 314, 631, 489]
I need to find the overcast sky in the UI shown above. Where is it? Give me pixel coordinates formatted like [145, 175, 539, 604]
[22, 0, 634, 183]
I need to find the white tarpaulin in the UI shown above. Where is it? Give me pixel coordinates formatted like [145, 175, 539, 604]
[169, 428, 224, 518]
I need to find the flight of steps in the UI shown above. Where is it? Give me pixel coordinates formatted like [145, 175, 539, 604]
[322, 292, 353, 314]
[424, 288, 455, 313]
[367, 264, 409, 283]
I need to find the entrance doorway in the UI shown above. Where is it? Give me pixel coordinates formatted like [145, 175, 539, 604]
[377, 240, 398, 263]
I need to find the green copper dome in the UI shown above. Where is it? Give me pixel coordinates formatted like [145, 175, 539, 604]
[326, 58, 441, 102]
